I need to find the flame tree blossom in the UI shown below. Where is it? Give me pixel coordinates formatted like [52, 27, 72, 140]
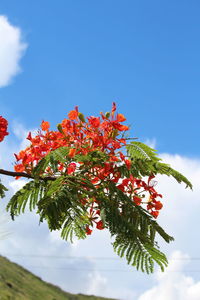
[13, 104, 163, 220]
[0, 116, 9, 142]
[0, 105, 192, 273]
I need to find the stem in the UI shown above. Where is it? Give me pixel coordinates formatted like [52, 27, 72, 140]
[0, 169, 55, 181]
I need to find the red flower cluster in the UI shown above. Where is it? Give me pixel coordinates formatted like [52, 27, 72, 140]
[14, 103, 163, 234]
[0, 116, 9, 142]
[14, 104, 129, 173]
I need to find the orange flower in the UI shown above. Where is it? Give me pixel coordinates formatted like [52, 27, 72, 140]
[117, 124, 129, 131]
[125, 159, 131, 170]
[151, 211, 159, 218]
[69, 148, 76, 158]
[110, 156, 119, 162]
[41, 121, 50, 131]
[154, 201, 163, 210]
[117, 113, 126, 122]
[68, 110, 78, 120]
[14, 164, 25, 172]
[88, 116, 100, 128]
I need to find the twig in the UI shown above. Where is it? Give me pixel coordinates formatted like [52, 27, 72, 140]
[0, 169, 55, 181]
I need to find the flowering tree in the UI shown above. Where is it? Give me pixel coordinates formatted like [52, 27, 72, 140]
[0, 104, 192, 273]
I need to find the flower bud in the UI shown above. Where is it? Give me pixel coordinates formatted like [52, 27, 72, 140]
[105, 112, 110, 119]
[57, 124, 64, 134]
[78, 112, 86, 123]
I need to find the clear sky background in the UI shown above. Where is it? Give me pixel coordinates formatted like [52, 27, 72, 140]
[0, 1, 200, 300]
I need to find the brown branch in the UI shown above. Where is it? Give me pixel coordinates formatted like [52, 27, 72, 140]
[0, 169, 55, 181]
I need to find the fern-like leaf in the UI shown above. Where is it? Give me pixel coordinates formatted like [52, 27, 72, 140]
[127, 141, 160, 162]
[0, 180, 8, 198]
[6, 180, 46, 219]
[127, 141, 192, 189]
[99, 182, 173, 273]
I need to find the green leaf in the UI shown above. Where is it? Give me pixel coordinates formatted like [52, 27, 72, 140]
[0, 181, 8, 198]
[127, 141, 192, 189]
[127, 141, 160, 162]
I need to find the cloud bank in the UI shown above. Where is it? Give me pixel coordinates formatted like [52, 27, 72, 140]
[138, 251, 200, 300]
[0, 15, 27, 87]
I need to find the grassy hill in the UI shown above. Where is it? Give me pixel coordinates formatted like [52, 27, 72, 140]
[0, 256, 116, 300]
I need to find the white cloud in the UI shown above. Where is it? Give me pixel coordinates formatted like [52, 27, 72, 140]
[0, 213, 11, 240]
[11, 121, 37, 150]
[87, 272, 107, 295]
[1, 124, 200, 299]
[144, 138, 157, 149]
[138, 251, 200, 300]
[0, 15, 27, 87]
[9, 179, 27, 193]
[154, 153, 200, 254]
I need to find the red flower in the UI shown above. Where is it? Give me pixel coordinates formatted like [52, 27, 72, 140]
[14, 164, 25, 172]
[27, 132, 32, 141]
[122, 178, 130, 186]
[69, 148, 76, 158]
[119, 152, 125, 160]
[117, 124, 129, 131]
[151, 211, 159, 218]
[125, 159, 131, 170]
[86, 226, 92, 235]
[154, 201, 163, 210]
[0, 116, 9, 142]
[67, 163, 76, 175]
[147, 203, 154, 210]
[91, 177, 100, 184]
[117, 184, 125, 192]
[68, 110, 78, 120]
[13, 103, 164, 223]
[117, 113, 126, 122]
[41, 121, 50, 131]
[133, 196, 142, 205]
[96, 220, 104, 230]
[88, 116, 101, 128]
[110, 156, 119, 162]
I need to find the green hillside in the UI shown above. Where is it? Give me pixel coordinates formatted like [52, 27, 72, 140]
[0, 256, 115, 300]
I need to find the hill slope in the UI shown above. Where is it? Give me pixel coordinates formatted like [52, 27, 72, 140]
[0, 256, 115, 300]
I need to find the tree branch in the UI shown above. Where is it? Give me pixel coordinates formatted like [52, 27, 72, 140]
[0, 169, 55, 181]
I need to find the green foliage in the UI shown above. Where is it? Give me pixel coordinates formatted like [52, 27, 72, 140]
[7, 180, 47, 219]
[7, 171, 173, 274]
[6, 143, 192, 274]
[102, 182, 173, 273]
[127, 142, 192, 189]
[0, 180, 8, 198]
[127, 141, 160, 162]
[32, 147, 70, 177]
[32, 146, 108, 178]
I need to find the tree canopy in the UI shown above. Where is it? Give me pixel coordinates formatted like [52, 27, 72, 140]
[0, 104, 192, 274]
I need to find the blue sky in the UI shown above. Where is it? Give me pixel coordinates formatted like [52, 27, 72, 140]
[0, 1, 200, 300]
[1, 0, 200, 156]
